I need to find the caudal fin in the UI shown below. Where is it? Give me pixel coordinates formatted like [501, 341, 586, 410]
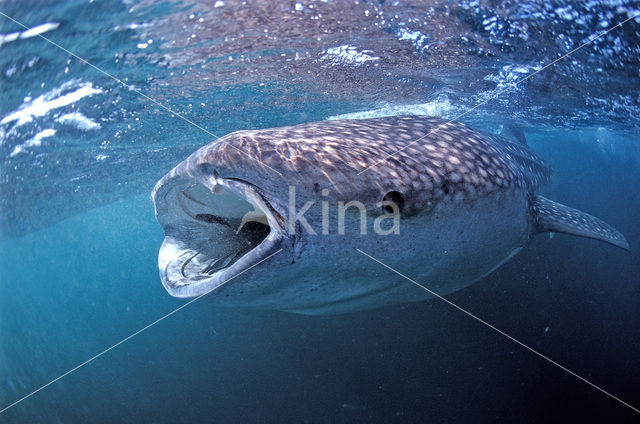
[532, 196, 629, 250]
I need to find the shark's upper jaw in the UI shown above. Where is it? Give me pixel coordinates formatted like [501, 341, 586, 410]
[152, 175, 285, 298]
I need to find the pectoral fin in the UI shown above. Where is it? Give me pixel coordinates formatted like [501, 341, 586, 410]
[532, 196, 629, 250]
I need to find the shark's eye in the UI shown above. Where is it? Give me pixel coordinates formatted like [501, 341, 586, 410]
[382, 191, 404, 214]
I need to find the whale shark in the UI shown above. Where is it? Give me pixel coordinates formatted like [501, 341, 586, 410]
[151, 116, 628, 314]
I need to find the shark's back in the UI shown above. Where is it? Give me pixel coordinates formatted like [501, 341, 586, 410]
[481, 130, 551, 194]
[195, 115, 550, 214]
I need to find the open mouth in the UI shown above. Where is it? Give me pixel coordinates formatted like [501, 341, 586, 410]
[152, 175, 284, 297]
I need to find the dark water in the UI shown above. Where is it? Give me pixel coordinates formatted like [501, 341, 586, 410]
[1, 0, 639, 422]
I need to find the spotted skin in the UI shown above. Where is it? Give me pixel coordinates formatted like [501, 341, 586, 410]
[533, 196, 629, 249]
[160, 114, 627, 248]
[175, 116, 551, 213]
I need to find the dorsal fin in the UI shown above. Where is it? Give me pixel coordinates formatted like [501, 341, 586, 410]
[501, 123, 527, 145]
[532, 196, 629, 250]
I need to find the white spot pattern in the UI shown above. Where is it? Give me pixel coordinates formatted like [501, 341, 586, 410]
[183, 116, 553, 213]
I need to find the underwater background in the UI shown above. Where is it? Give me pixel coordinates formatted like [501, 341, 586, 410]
[1, 0, 639, 422]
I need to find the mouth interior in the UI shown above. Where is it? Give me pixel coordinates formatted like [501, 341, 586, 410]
[159, 180, 272, 287]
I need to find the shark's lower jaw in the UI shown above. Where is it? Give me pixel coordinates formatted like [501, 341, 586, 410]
[153, 176, 284, 298]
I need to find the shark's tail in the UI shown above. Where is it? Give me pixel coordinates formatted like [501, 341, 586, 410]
[532, 196, 629, 250]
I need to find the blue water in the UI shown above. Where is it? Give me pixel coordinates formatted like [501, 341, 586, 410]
[1, 0, 639, 422]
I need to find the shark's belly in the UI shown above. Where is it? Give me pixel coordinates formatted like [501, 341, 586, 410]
[213, 191, 531, 314]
